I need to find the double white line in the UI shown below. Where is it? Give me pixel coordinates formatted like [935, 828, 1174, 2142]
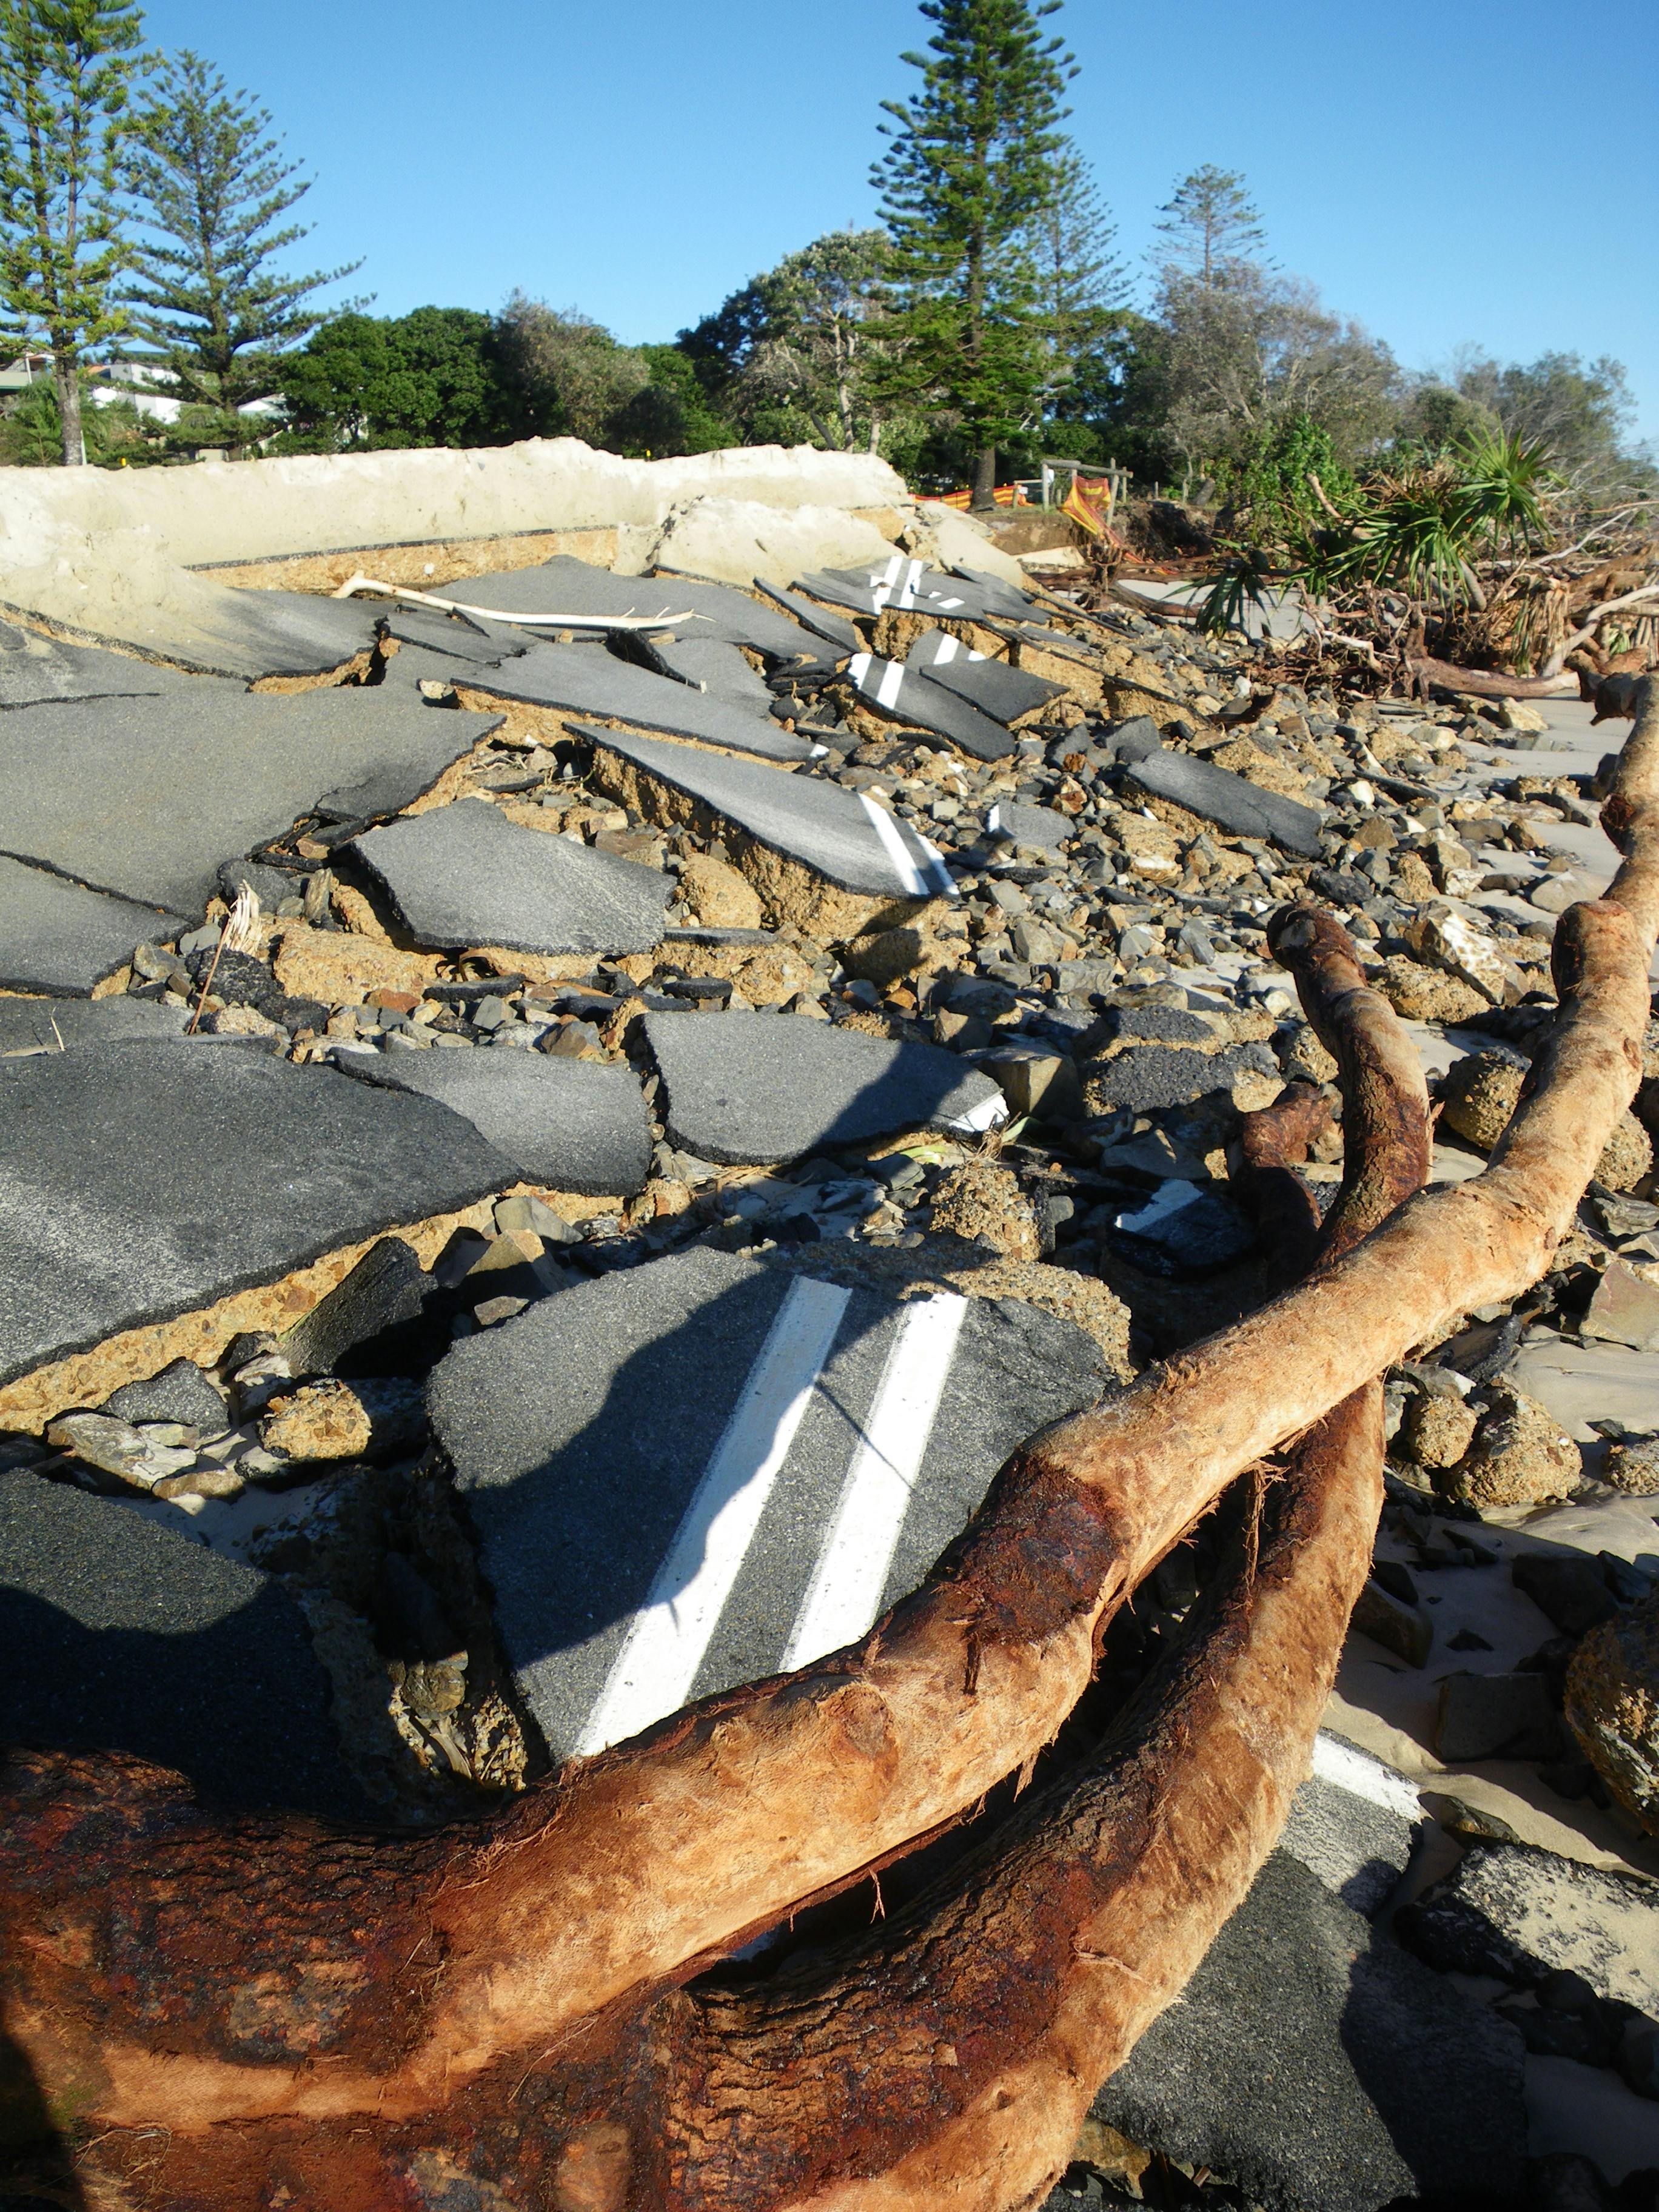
[577, 1282, 968, 1756]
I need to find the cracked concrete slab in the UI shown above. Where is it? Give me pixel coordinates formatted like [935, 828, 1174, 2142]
[0, 686, 502, 918]
[848, 648, 1014, 762]
[0, 1036, 512, 1427]
[643, 1007, 1005, 1164]
[905, 626, 1064, 726]
[580, 722, 957, 932]
[350, 799, 669, 956]
[0, 856, 187, 996]
[339, 1049, 651, 1196]
[451, 640, 814, 765]
[429, 1244, 1108, 1762]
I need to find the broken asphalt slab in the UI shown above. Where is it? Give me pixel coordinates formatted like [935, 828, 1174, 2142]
[847, 648, 1014, 763]
[796, 555, 1030, 626]
[350, 799, 669, 957]
[0, 854, 187, 996]
[0, 993, 186, 1056]
[580, 722, 957, 913]
[751, 579, 860, 654]
[1091, 1849, 1526, 2212]
[0, 1472, 371, 1820]
[339, 1050, 651, 1196]
[68, 584, 384, 685]
[0, 685, 501, 917]
[0, 617, 198, 708]
[905, 626, 1065, 727]
[643, 1007, 1004, 1165]
[1127, 744, 1326, 859]
[450, 639, 816, 765]
[377, 603, 530, 667]
[429, 1244, 1109, 1763]
[1279, 1731, 1421, 1919]
[434, 555, 822, 665]
[0, 1036, 513, 1426]
[635, 633, 776, 711]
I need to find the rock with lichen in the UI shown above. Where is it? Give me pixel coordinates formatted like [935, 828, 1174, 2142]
[1566, 1595, 1659, 1831]
[1443, 1384, 1580, 1508]
[1399, 1389, 1480, 1472]
[1376, 955, 1489, 1025]
[1441, 1049, 1652, 1188]
[1606, 1436, 1659, 1496]
[928, 1158, 1041, 1262]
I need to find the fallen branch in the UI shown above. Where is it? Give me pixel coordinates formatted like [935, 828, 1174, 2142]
[330, 573, 694, 631]
[4, 682, 1655, 2185]
[1543, 580, 1659, 677]
[1404, 653, 1579, 699]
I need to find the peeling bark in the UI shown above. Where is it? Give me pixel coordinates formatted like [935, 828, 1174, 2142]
[3, 682, 1655, 2197]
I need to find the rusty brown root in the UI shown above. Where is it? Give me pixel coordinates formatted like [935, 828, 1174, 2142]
[3, 680, 1655, 2181]
[47, 910, 1423, 2211]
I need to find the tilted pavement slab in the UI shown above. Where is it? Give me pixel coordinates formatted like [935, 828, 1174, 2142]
[796, 554, 1028, 625]
[904, 625, 1065, 726]
[350, 799, 670, 956]
[0, 1472, 372, 1821]
[635, 633, 776, 711]
[0, 617, 200, 708]
[985, 796, 1070, 856]
[751, 579, 860, 654]
[0, 854, 188, 996]
[1127, 743, 1327, 859]
[0, 684, 502, 918]
[376, 603, 531, 668]
[580, 721, 956, 937]
[449, 640, 815, 765]
[0, 1036, 514, 1432]
[434, 555, 823, 664]
[338, 1049, 652, 1196]
[429, 1244, 1109, 1763]
[846, 648, 1014, 762]
[1091, 1849, 1525, 2212]
[643, 1007, 1005, 1165]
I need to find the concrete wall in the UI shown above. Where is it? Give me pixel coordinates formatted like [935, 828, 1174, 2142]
[0, 437, 909, 567]
[0, 437, 1024, 661]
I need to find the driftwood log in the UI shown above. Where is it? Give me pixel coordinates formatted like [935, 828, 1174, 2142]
[2, 674, 1655, 2206]
[2, 910, 1425, 2211]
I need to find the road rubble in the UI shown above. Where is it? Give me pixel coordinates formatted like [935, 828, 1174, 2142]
[2, 502, 1659, 2211]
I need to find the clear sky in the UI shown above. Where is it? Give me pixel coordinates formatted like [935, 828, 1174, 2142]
[135, 0, 1658, 448]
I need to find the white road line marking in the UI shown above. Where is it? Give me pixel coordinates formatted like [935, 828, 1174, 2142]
[1310, 1732, 1420, 1818]
[782, 1293, 969, 1671]
[874, 657, 906, 711]
[575, 1278, 851, 1755]
[857, 792, 930, 896]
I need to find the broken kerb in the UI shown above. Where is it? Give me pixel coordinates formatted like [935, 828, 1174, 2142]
[1, 682, 1654, 2196]
[0, 902, 1423, 2210]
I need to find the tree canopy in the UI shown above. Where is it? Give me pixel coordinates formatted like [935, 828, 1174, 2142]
[120, 50, 360, 418]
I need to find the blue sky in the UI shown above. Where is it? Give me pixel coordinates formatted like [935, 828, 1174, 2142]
[136, 0, 1658, 447]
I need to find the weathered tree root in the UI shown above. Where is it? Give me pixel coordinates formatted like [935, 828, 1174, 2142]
[29, 912, 1423, 2211]
[3, 681, 1655, 2194]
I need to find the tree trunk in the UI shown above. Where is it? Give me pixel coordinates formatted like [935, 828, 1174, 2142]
[971, 444, 997, 508]
[52, 351, 85, 468]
